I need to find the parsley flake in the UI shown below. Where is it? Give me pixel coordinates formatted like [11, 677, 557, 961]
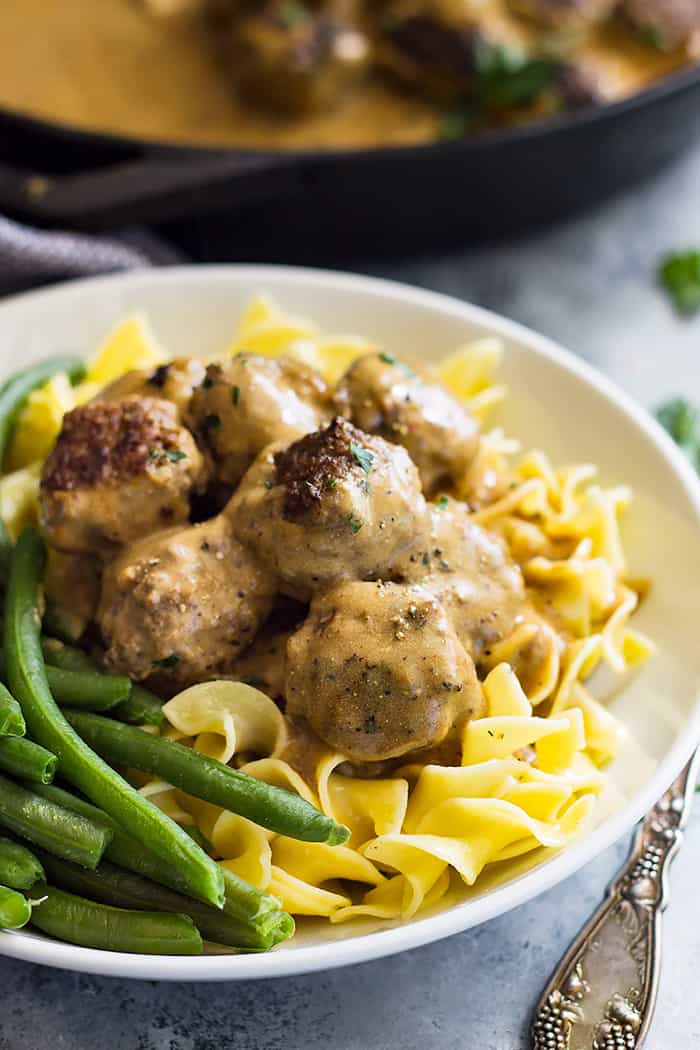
[232, 385, 240, 406]
[263, 479, 274, 490]
[379, 351, 416, 377]
[658, 250, 700, 316]
[656, 399, 700, 472]
[436, 495, 449, 510]
[350, 441, 374, 475]
[422, 551, 430, 566]
[153, 654, 179, 669]
[149, 448, 186, 463]
[348, 514, 364, 534]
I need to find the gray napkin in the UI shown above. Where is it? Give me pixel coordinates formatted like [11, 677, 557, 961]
[0, 214, 183, 293]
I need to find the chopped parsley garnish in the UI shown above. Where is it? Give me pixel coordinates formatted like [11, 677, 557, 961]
[324, 477, 338, 490]
[422, 551, 430, 566]
[350, 441, 374, 475]
[263, 479, 274, 490]
[348, 514, 364, 534]
[436, 495, 449, 510]
[474, 41, 558, 110]
[232, 385, 240, 406]
[656, 399, 700, 471]
[153, 654, 179, 669]
[205, 413, 221, 429]
[379, 351, 416, 378]
[276, 1, 309, 28]
[438, 106, 476, 142]
[658, 250, 700, 316]
[149, 448, 186, 463]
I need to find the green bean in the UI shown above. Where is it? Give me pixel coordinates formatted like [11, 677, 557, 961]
[4, 530, 224, 908]
[0, 519, 12, 585]
[0, 683, 25, 737]
[42, 602, 85, 645]
[0, 835, 44, 889]
[0, 884, 31, 929]
[0, 736, 56, 783]
[30, 883, 202, 955]
[66, 710, 349, 845]
[36, 850, 293, 951]
[32, 784, 290, 941]
[0, 774, 109, 868]
[114, 684, 164, 727]
[0, 355, 85, 469]
[41, 638, 96, 673]
[45, 666, 131, 712]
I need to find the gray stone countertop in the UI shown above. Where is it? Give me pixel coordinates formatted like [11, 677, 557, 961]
[2, 146, 700, 1050]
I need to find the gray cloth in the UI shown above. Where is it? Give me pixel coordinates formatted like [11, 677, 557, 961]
[0, 214, 183, 291]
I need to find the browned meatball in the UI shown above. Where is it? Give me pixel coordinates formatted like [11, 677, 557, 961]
[286, 579, 484, 762]
[40, 398, 205, 556]
[228, 2, 370, 115]
[390, 499, 528, 663]
[228, 417, 429, 599]
[97, 514, 276, 689]
[99, 358, 207, 420]
[340, 352, 480, 495]
[189, 353, 335, 487]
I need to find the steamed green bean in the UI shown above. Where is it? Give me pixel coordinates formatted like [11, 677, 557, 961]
[0, 684, 24, 737]
[0, 835, 44, 890]
[0, 884, 31, 929]
[0, 736, 56, 783]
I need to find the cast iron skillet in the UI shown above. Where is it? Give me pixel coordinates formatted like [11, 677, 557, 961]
[1, 61, 699, 260]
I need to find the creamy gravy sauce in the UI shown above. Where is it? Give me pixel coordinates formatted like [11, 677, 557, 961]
[0, 0, 689, 149]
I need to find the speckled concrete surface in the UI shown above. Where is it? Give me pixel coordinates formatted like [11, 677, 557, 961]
[1, 146, 700, 1050]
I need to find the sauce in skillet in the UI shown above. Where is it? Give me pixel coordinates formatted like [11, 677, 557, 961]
[0, 0, 691, 149]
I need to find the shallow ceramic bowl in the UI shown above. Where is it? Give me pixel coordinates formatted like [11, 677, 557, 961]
[0, 266, 699, 981]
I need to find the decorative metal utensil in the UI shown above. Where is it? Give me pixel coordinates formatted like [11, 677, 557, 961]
[531, 751, 699, 1049]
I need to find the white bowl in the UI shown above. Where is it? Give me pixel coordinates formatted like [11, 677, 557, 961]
[1, 265, 699, 982]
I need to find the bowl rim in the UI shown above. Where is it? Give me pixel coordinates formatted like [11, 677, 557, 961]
[1, 263, 699, 982]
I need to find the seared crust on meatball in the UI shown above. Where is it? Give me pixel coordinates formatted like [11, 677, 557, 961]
[189, 353, 335, 487]
[98, 514, 276, 689]
[339, 352, 480, 495]
[285, 580, 484, 762]
[228, 418, 430, 599]
[40, 397, 205, 555]
[100, 358, 207, 419]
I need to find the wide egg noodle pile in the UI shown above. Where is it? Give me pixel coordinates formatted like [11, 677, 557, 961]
[5, 293, 653, 925]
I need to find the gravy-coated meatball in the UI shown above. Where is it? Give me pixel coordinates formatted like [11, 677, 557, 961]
[40, 398, 205, 555]
[100, 358, 207, 419]
[340, 352, 480, 495]
[98, 514, 276, 689]
[229, 417, 429, 598]
[286, 580, 484, 762]
[190, 353, 334, 487]
[390, 500, 528, 662]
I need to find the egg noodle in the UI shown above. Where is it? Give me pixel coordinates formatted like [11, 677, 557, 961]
[0, 295, 653, 932]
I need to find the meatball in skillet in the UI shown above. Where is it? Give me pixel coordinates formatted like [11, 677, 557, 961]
[99, 358, 207, 420]
[228, 1, 370, 115]
[97, 514, 276, 689]
[40, 397, 205, 556]
[189, 354, 335, 488]
[286, 579, 484, 762]
[228, 417, 429, 599]
[339, 351, 480, 495]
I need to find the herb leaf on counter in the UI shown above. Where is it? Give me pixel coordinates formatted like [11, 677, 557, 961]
[658, 251, 700, 316]
[656, 399, 700, 471]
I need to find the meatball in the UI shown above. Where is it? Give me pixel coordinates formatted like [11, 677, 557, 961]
[286, 580, 484, 762]
[189, 353, 335, 487]
[40, 398, 205, 556]
[340, 352, 480, 495]
[99, 358, 207, 420]
[621, 0, 700, 48]
[229, 417, 429, 599]
[228, 2, 370, 115]
[390, 500, 528, 663]
[97, 514, 276, 689]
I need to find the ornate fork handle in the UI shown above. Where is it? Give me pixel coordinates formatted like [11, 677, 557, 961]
[531, 751, 699, 1050]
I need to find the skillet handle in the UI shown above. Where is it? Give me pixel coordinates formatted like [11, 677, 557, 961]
[0, 151, 301, 229]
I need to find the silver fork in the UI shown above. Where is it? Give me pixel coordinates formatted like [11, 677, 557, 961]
[530, 750, 699, 1050]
